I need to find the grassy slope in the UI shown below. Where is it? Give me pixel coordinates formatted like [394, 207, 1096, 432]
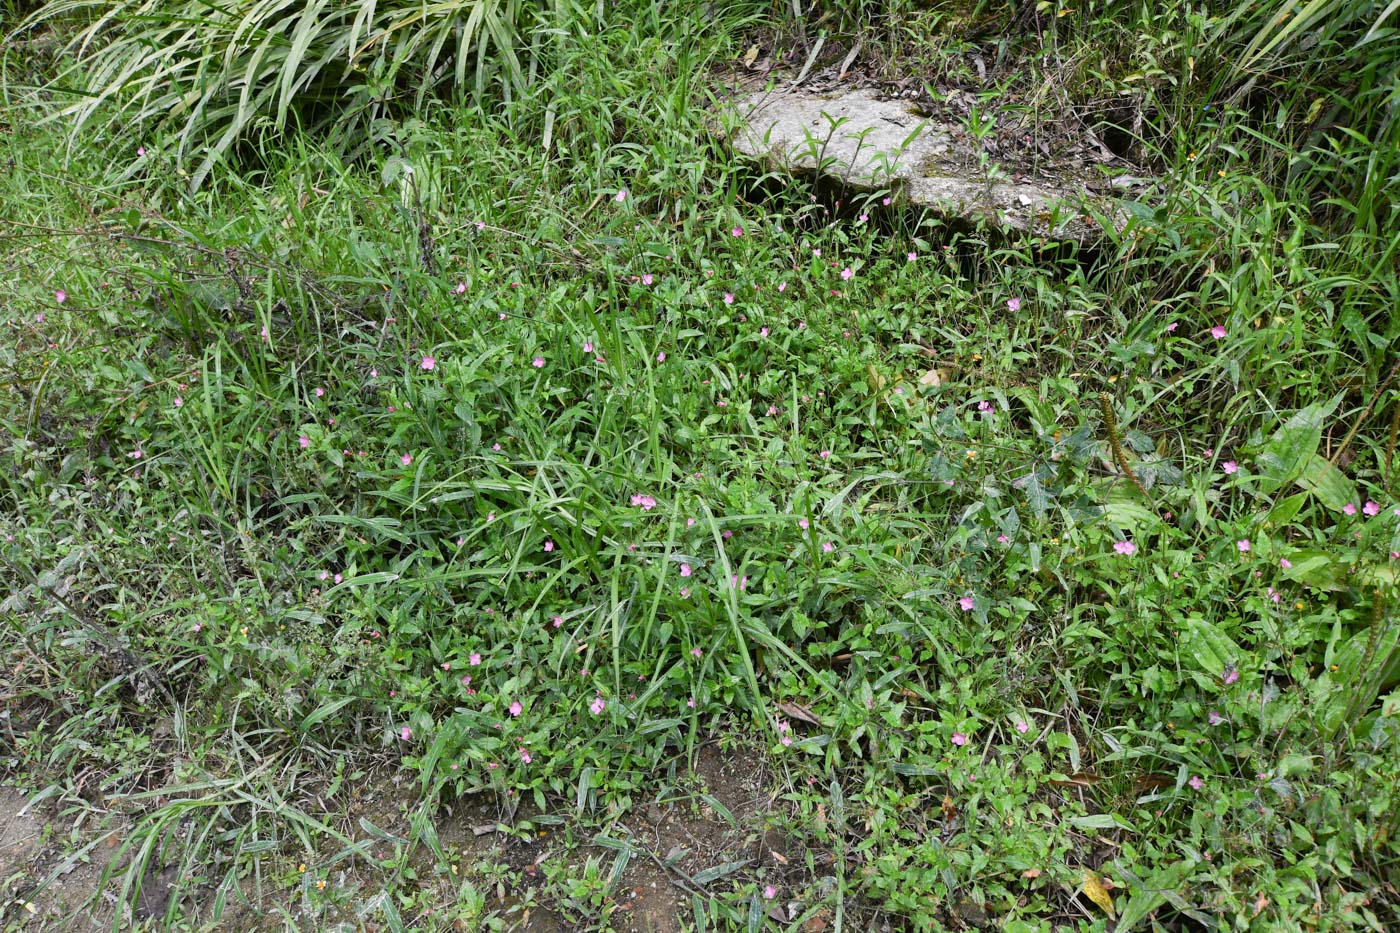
[3, 3, 1400, 929]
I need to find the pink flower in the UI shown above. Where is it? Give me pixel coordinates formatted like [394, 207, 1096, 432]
[55, 289, 66, 303]
[680, 563, 692, 577]
[509, 701, 523, 717]
[614, 189, 627, 202]
[1343, 503, 1357, 515]
[1188, 775, 1204, 790]
[1210, 325, 1227, 339]
[723, 292, 735, 305]
[951, 732, 968, 746]
[1007, 297, 1021, 312]
[1236, 539, 1250, 552]
[532, 356, 545, 368]
[1222, 461, 1237, 474]
[421, 355, 436, 370]
[1015, 720, 1029, 734]
[400, 453, 413, 466]
[1363, 500, 1380, 516]
[822, 541, 834, 553]
[299, 435, 310, 449]
[763, 885, 777, 900]
[959, 596, 974, 611]
[841, 267, 853, 280]
[519, 748, 532, 764]
[543, 540, 555, 552]
[400, 726, 412, 741]
[590, 696, 606, 715]
[1114, 540, 1136, 555]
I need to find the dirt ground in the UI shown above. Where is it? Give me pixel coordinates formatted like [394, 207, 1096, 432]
[2, 741, 816, 932]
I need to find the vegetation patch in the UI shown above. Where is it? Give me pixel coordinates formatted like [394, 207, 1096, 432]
[2, 0, 1398, 929]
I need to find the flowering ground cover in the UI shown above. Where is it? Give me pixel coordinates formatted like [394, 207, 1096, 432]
[3, 2, 1399, 929]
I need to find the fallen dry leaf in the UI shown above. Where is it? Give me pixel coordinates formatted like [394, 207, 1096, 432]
[1081, 869, 1116, 919]
[776, 700, 822, 725]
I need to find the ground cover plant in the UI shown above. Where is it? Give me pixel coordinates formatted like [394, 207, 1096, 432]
[2, 0, 1399, 929]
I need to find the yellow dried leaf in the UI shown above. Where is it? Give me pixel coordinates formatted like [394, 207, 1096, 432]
[1081, 870, 1115, 918]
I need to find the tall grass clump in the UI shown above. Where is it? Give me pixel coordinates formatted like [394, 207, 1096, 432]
[12, 0, 601, 188]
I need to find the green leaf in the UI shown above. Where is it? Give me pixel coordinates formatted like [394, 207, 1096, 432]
[1294, 454, 1356, 511]
[691, 859, 749, 885]
[1265, 492, 1309, 529]
[1179, 617, 1243, 677]
[1068, 813, 1135, 831]
[1254, 395, 1342, 495]
[1282, 550, 1349, 591]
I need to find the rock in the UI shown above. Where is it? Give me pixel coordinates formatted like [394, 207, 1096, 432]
[722, 87, 1128, 244]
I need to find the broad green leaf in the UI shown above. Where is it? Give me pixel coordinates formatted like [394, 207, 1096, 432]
[1254, 395, 1342, 495]
[1294, 454, 1356, 511]
[1265, 492, 1308, 529]
[1180, 617, 1242, 677]
[1281, 550, 1348, 591]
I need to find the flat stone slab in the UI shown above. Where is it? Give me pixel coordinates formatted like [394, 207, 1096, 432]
[725, 87, 1125, 243]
